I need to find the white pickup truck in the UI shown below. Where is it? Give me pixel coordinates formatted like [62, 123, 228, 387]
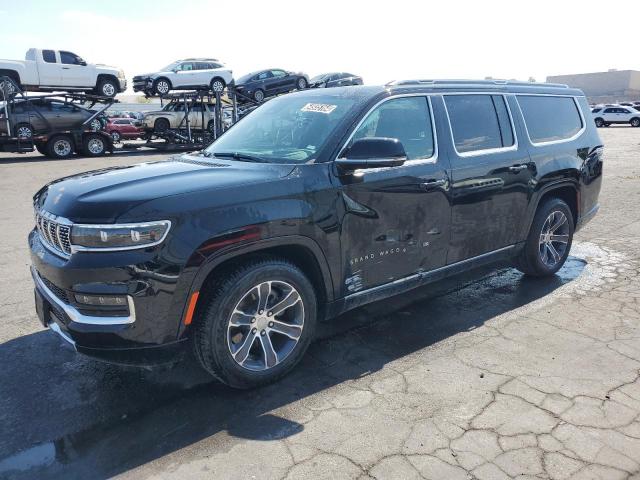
[0, 48, 126, 98]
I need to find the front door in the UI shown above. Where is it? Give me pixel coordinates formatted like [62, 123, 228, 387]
[443, 93, 532, 264]
[58, 51, 93, 87]
[336, 95, 451, 295]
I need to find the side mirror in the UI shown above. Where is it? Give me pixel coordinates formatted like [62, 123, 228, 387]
[336, 137, 407, 172]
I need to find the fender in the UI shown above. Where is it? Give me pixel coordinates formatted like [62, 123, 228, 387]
[177, 234, 335, 336]
[521, 179, 579, 240]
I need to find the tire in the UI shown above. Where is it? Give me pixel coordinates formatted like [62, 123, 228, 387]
[14, 123, 34, 139]
[210, 77, 226, 94]
[110, 131, 121, 142]
[297, 77, 307, 90]
[97, 78, 118, 98]
[515, 198, 574, 277]
[594, 117, 604, 128]
[88, 118, 103, 132]
[631, 118, 640, 128]
[192, 257, 317, 389]
[154, 118, 170, 133]
[46, 135, 74, 159]
[153, 78, 171, 96]
[207, 120, 215, 134]
[82, 133, 107, 157]
[253, 89, 265, 103]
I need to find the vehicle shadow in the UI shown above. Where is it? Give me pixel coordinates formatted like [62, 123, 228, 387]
[0, 258, 586, 479]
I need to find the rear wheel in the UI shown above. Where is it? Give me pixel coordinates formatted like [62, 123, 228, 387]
[207, 120, 216, 134]
[253, 89, 265, 103]
[631, 118, 640, 128]
[193, 257, 317, 389]
[594, 117, 604, 128]
[515, 198, 574, 277]
[210, 77, 226, 93]
[82, 133, 107, 157]
[0, 76, 19, 98]
[46, 135, 74, 159]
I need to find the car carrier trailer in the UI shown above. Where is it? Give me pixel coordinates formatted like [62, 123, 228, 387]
[0, 76, 116, 159]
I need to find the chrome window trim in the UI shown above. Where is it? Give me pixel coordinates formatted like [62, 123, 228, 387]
[514, 94, 586, 147]
[441, 92, 518, 158]
[335, 93, 439, 172]
[31, 266, 136, 325]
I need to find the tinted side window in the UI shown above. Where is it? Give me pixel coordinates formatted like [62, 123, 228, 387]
[60, 51, 80, 65]
[42, 50, 56, 63]
[444, 94, 514, 154]
[592, 108, 601, 113]
[603, 108, 615, 113]
[518, 96, 583, 144]
[351, 96, 434, 161]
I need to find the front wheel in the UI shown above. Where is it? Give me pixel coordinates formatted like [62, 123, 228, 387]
[515, 198, 574, 277]
[297, 77, 307, 90]
[110, 131, 121, 142]
[154, 118, 170, 133]
[192, 257, 317, 389]
[14, 123, 34, 139]
[97, 78, 118, 98]
[153, 78, 171, 96]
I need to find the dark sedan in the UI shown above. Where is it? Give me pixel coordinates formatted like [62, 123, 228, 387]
[234, 69, 309, 103]
[309, 72, 363, 89]
[0, 98, 103, 139]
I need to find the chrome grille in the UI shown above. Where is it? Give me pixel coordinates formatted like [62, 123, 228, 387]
[35, 211, 72, 257]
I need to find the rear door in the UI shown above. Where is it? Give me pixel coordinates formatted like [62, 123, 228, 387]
[38, 50, 62, 86]
[337, 95, 451, 294]
[443, 93, 532, 263]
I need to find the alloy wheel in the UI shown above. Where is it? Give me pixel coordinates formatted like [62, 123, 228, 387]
[16, 126, 32, 139]
[157, 81, 170, 95]
[102, 83, 116, 97]
[227, 280, 304, 372]
[538, 210, 570, 268]
[111, 131, 121, 142]
[212, 80, 224, 93]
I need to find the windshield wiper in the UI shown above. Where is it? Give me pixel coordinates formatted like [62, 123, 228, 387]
[212, 152, 269, 163]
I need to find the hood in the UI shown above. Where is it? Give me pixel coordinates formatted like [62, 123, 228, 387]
[143, 109, 169, 117]
[95, 64, 120, 73]
[34, 155, 295, 223]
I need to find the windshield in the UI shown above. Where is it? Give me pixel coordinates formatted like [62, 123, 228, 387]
[161, 62, 179, 71]
[204, 94, 356, 163]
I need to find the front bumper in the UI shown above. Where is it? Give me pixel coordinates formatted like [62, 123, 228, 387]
[29, 229, 190, 366]
[118, 78, 128, 92]
[133, 76, 152, 93]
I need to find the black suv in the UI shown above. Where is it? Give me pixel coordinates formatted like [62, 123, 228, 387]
[29, 80, 603, 388]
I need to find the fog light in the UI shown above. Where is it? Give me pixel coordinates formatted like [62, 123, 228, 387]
[74, 294, 127, 306]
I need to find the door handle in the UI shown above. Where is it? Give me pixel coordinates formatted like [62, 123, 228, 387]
[508, 164, 528, 173]
[420, 179, 446, 190]
[62, 67, 70, 70]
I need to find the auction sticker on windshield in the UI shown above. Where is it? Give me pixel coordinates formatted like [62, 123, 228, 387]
[301, 103, 337, 114]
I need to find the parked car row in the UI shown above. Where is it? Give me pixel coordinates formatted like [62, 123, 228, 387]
[591, 104, 640, 127]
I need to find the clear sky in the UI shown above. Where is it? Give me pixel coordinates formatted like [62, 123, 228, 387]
[0, 0, 637, 93]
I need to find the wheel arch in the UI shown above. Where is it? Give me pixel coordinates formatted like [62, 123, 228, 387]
[0, 69, 21, 84]
[524, 182, 579, 238]
[179, 236, 335, 339]
[96, 73, 119, 88]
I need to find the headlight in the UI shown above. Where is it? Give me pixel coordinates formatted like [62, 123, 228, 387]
[118, 70, 125, 79]
[70, 220, 171, 251]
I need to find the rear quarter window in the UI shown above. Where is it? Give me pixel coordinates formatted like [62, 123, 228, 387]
[517, 96, 583, 144]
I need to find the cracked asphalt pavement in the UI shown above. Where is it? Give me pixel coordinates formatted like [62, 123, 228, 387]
[1, 128, 640, 479]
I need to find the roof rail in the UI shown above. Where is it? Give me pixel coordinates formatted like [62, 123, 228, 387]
[386, 79, 570, 88]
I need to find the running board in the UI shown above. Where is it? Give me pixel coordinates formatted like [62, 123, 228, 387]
[325, 244, 521, 319]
